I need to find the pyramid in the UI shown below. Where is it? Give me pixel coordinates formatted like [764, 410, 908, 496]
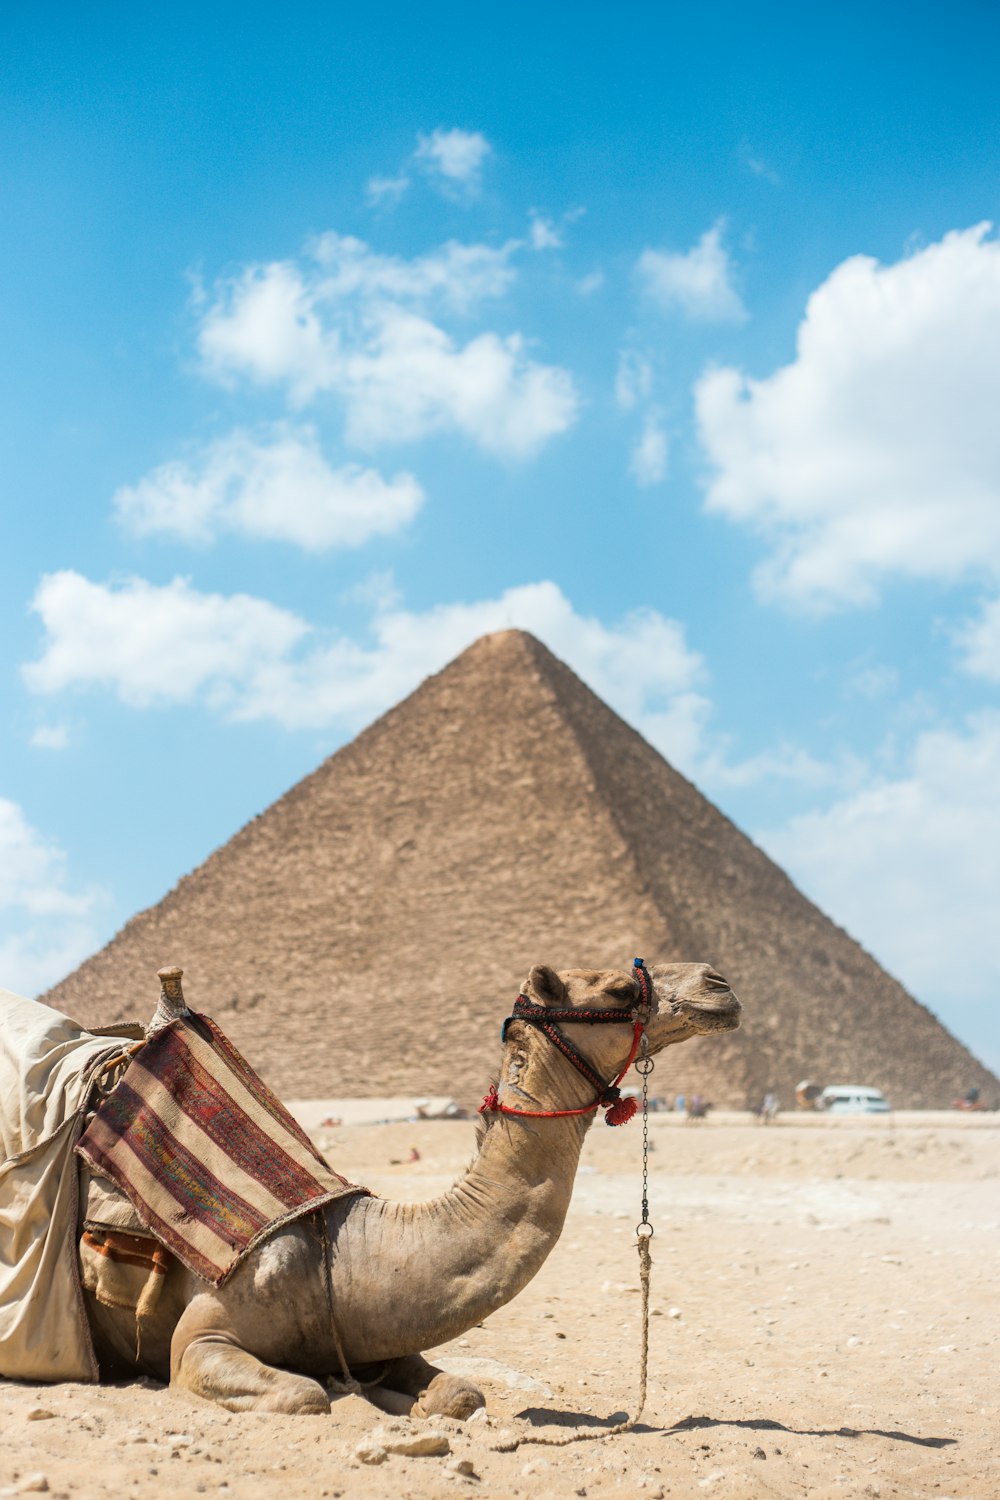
[43, 631, 998, 1109]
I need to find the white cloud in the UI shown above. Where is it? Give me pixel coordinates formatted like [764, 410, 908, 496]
[629, 414, 669, 487]
[696, 223, 1000, 611]
[113, 426, 424, 551]
[366, 174, 411, 208]
[24, 572, 308, 710]
[760, 712, 1000, 1074]
[414, 127, 492, 196]
[335, 309, 578, 456]
[30, 724, 69, 750]
[23, 572, 709, 767]
[577, 271, 604, 296]
[0, 798, 103, 995]
[638, 223, 746, 323]
[197, 236, 577, 458]
[198, 259, 336, 403]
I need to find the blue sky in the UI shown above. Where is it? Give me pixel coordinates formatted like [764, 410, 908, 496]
[4, 2, 1000, 1076]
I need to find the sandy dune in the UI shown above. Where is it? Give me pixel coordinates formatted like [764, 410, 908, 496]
[2, 1111, 997, 1499]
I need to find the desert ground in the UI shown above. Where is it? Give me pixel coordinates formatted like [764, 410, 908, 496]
[1, 1109, 997, 1500]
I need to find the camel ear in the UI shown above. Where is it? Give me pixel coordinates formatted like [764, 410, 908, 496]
[527, 965, 567, 1007]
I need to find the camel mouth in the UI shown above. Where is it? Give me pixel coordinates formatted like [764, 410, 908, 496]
[675, 975, 741, 1032]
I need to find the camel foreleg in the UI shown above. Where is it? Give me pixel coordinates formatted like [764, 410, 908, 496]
[171, 1330, 330, 1414]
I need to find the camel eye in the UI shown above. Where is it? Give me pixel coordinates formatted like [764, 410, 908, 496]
[605, 977, 637, 1001]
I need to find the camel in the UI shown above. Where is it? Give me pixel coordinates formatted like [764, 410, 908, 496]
[7, 960, 740, 1419]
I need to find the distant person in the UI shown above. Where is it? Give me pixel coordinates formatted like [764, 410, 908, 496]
[762, 1091, 778, 1123]
[675, 1094, 685, 1114]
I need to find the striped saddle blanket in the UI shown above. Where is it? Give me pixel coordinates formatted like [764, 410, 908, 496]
[76, 1014, 366, 1285]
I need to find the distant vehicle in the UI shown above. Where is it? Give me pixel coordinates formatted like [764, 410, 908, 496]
[818, 1084, 891, 1115]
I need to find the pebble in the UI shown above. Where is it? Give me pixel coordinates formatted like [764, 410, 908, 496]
[668, 1307, 682, 1319]
[25, 1410, 55, 1422]
[354, 1442, 388, 1465]
[446, 1458, 476, 1476]
[19, 1479, 50, 1495]
[753, 1446, 767, 1459]
[374, 1425, 451, 1457]
[522, 1458, 550, 1475]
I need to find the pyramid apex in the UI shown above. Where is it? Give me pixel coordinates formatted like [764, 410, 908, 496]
[465, 627, 542, 652]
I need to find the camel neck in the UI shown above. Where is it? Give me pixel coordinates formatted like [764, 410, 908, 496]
[329, 1046, 596, 1365]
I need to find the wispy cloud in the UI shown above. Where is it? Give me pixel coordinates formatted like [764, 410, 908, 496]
[528, 213, 562, 250]
[956, 595, 1000, 682]
[629, 414, 669, 487]
[0, 797, 104, 995]
[114, 425, 424, 551]
[365, 174, 411, 209]
[615, 349, 653, 411]
[638, 223, 746, 323]
[760, 711, 1000, 1072]
[414, 127, 492, 197]
[696, 223, 1000, 610]
[744, 149, 781, 186]
[30, 724, 70, 750]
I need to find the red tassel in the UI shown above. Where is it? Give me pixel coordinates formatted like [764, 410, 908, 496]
[479, 1085, 500, 1114]
[604, 1096, 638, 1127]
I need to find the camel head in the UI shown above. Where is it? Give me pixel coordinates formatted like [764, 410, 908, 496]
[492, 961, 740, 1119]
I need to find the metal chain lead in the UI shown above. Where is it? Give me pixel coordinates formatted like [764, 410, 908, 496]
[636, 1031, 653, 1235]
[505, 1031, 656, 1452]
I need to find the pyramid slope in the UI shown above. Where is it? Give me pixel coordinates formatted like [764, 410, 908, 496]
[44, 631, 998, 1108]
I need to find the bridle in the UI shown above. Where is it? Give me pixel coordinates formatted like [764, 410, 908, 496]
[479, 958, 655, 1127]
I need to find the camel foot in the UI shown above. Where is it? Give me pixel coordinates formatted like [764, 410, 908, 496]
[411, 1373, 486, 1421]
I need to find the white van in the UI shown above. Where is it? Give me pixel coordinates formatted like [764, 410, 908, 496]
[818, 1084, 891, 1114]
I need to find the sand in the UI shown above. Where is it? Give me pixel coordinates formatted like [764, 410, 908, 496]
[2, 1110, 997, 1500]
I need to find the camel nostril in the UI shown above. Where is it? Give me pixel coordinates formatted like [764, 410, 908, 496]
[703, 970, 731, 991]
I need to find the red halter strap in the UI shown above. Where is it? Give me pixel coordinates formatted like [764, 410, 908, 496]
[479, 958, 653, 1128]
